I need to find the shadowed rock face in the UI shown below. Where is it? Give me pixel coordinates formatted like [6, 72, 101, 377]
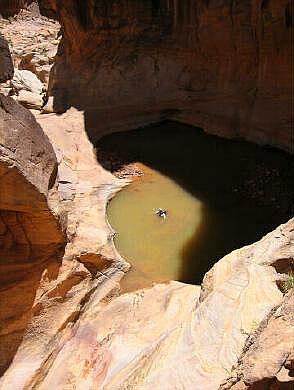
[40, 0, 293, 152]
[0, 36, 13, 83]
[0, 94, 65, 375]
[0, 2, 292, 388]
[0, 0, 34, 16]
[0, 107, 129, 386]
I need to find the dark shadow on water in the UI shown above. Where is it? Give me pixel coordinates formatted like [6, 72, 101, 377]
[97, 121, 294, 285]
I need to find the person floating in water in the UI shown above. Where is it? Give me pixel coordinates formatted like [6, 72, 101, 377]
[155, 208, 168, 220]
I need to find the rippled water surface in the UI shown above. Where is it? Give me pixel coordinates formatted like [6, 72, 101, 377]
[100, 122, 294, 292]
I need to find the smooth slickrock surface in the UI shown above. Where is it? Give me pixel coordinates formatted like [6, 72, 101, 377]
[35, 109, 129, 270]
[38, 219, 293, 389]
[40, 0, 293, 152]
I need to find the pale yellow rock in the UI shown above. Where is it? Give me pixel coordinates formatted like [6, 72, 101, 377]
[1, 168, 292, 390]
[0, 107, 293, 389]
[0, 109, 129, 387]
[0, 8, 60, 85]
[0, 4, 293, 388]
[11, 69, 43, 94]
[15, 89, 43, 109]
[36, 109, 130, 265]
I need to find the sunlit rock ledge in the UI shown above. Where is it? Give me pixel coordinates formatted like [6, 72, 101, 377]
[0, 0, 293, 388]
[0, 107, 293, 389]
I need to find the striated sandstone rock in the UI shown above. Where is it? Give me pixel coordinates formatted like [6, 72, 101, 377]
[40, 0, 293, 152]
[1, 158, 293, 390]
[31, 281, 201, 390]
[0, 94, 65, 375]
[221, 291, 294, 389]
[0, 109, 130, 385]
[38, 219, 293, 389]
[0, 2, 293, 388]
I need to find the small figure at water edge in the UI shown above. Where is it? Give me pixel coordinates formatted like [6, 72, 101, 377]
[155, 208, 168, 220]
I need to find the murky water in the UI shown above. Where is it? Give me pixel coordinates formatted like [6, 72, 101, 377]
[98, 122, 294, 292]
[108, 163, 203, 291]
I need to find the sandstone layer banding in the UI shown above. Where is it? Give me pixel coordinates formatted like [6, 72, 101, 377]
[0, 94, 65, 375]
[41, 0, 293, 152]
[0, 1, 293, 389]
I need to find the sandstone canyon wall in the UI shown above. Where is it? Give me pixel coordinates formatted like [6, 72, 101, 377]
[0, 93, 65, 374]
[0, 35, 129, 381]
[40, 0, 293, 152]
[1, 210, 293, 389]
[0, 2, 293, 389]
[0, 36, 64, 374]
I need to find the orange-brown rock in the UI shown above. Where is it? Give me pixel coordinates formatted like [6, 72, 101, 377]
[0, 108, 129, 385]
[0, 94, 65, 375]
[0, 2, 293, 388]
[0, 98, 292, 388]
[40, 0, 293, 152]
[1, 143, 293, 390]
[0, 36, 13, 83]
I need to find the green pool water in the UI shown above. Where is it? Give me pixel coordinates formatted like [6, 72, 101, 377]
[100, 122, 294, 292]
[108, 163, 203, 291]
